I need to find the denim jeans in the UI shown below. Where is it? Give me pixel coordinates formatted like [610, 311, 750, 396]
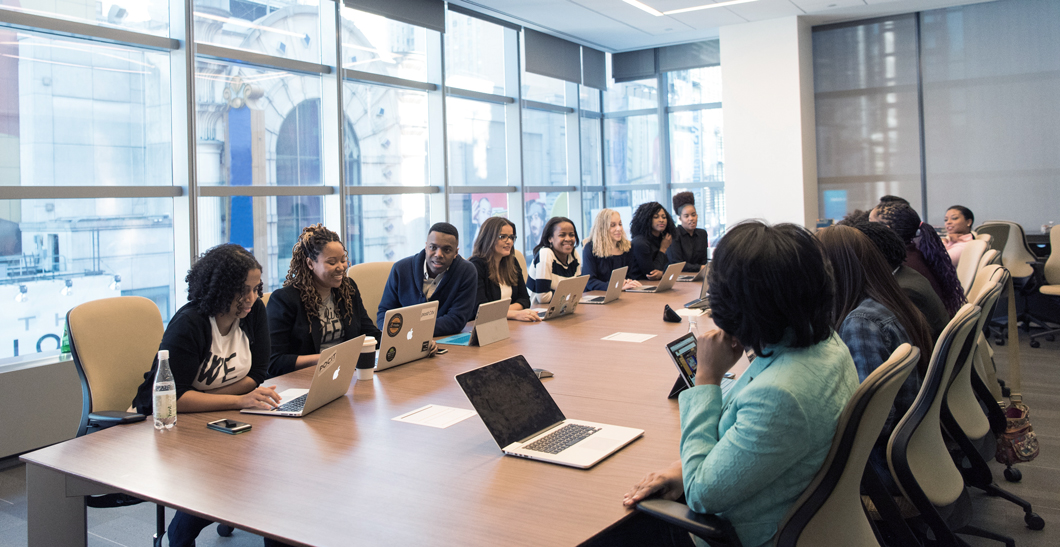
[167, 510, 291, 547]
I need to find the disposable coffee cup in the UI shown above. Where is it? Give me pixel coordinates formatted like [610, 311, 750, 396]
[356, 336, 376, 381]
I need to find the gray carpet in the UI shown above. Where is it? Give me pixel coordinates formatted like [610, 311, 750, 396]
[1, 334, 1057, 547]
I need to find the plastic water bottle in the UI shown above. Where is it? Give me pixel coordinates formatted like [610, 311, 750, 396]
[153, 350, 177, 430]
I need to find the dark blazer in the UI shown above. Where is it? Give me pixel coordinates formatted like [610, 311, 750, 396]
[377, 251, 479, 337]
[630, 233, 669, 280]
[581, 241, 634, 292]
[667, 227, 709, 272]
[469, 256, 531, 310]
[132, 299, 270, 415]
[266, 283, 382, 378]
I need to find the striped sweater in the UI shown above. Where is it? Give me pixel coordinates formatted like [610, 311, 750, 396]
[526, 247, 582, 304]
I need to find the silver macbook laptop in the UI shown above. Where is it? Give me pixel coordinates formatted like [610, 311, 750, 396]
[535, 275, 589, 320]
[685, 264, 711, 309]
[626, 262, 686, 293]
[376, 301, 439, 371]
[580, 266, 627, 305]
[242, 335, 362, 417]
[677, 264, 706, 282]
[456, 356, 643, 469]
[436, 298, 510, 347]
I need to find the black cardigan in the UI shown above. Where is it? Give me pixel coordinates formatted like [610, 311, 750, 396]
[131, 299, 270, 415]
[468, 256, 531, 309]
[266, 282, 382, 378]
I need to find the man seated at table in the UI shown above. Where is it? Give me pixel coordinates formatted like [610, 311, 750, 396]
[377, 222, 478, 336]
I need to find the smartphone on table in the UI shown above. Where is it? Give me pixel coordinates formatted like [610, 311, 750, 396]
[207, 419, 252, 435]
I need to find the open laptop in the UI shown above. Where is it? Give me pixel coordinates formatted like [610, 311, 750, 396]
[242, 335, 362, 417]
[580, 266, 627, 305]
[534, 275, 589, 320]
[684, 264, 711, 309]
[677, 264, 707, 282]
[625, 261, 685, 293]
[376, 301, 439, 371]
[456, 356, 643, 469]
[436, 298, 510, 347]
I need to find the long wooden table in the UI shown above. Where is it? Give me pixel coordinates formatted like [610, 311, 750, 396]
[22, 281, 734, 546]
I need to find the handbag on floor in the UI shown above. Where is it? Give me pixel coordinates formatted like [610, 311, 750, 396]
[996, 403, 1039, 464]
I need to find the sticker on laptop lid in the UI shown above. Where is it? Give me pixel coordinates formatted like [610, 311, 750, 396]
[386, 314, 403, 337]
[420, 307, 436, 321]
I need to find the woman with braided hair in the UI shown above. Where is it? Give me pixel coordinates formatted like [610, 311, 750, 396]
[267, 224, 382, 378]
[870, 201, 965, 316]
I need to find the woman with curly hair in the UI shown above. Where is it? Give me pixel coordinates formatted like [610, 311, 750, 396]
[581, 208, 642, 292]
[470, 216, 541, 322]
[267, 224, 383, 378]
[667, 192, 709, 273]
[871, 201, 965, 315]
[629, 201, 676, 280]
[131, 244, 287, 547]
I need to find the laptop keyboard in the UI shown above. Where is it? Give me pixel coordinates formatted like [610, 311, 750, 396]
[523, 423, 601, 454]
[274, 393, 307, 413]
[583, 296, 604, 303]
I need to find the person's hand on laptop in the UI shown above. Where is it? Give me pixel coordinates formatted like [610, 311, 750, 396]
[239, 385, 282, 410]
[507, 308, 542, 323]
[646, 269, 663, 280]
[426, 340, 439, 357]
[621, 279, 642, 290]
[622, 460, 683, 507]
[695, 329, 744, 387]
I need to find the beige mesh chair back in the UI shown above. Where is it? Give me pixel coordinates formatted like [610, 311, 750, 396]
[976, 233, 992, 249]
[1043, 225, 1060, 285]
[977, 249, 1000, 272]
[948, 280, 1003, 442]
[775, 344, 920, 547]
[261, 291, 272, 306]
[887, 304, 981, 544]
[975, 222, 1036, 278]
[513, 249, 528, 281]
[67, 296, 164, 437]
[347, 261, 395, 319]
[955, 239, 989, 297]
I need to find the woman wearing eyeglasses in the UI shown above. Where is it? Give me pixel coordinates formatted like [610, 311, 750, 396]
[267, 224, 383, 378]
[470, 216, 541, 322]
[130, 243, 288, 547]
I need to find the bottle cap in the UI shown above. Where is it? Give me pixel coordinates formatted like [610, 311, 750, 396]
[158, 350, 169, 360]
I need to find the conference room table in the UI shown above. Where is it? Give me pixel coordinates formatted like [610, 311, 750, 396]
[22, 279, 744, 546]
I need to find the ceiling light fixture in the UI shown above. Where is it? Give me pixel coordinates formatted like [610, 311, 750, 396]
[622, 0, 664, 16]
[664, 0, 760, 15]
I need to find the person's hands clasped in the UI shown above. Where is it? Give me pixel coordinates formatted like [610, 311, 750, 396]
[622, 279, 642, 290]
[239, 385, 281, 410]
[509, 309, 542, 323]
[695, 329, 744, 386]
[622, 462, 683, 507]
[659, 232, 673, 253]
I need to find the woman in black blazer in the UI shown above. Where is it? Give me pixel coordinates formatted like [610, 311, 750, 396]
[267, 224, 382, 378]
[468, 216, 540, 323]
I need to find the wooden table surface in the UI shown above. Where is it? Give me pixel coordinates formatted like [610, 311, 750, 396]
[23, 281, 739, 547]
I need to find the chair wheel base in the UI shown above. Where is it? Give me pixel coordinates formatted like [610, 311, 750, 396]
[1030, 340, 1041, 348]
[1004, 467, 1022, 482]
[995, 337, 1005, 345]
[1047, 335, 1056, 342]
[217, 524, 234, 537]
[1025, 513, 1045, 530]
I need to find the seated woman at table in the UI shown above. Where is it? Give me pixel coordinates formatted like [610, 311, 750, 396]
[469, 216, 540, 322]
[629, 201, 676, 280]
[267, 224, 384, 378]
[130, 244, 288, 547]
[871, 201, 965, 316]
[526, 216, 582, 304]
[617, 221, 858, 547]
[581, 208, 642, 292]
[818, 225, 933, 491]
[943, 205, 976, 266]
[666, 191, 709, 273]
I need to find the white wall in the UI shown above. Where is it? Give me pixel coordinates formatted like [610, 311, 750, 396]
[720, 17, 818, 228]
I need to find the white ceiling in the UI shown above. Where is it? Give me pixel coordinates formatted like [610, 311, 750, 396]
[449, 0, 998, 52]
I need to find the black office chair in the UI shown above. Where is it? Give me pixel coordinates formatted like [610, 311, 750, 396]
[67, 296, 167, 547]
[1028, 224, 1060, 347]
[638, 344, 921, 547]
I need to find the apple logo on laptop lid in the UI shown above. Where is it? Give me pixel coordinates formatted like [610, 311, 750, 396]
[333, 366, 340, 380]
[407, 328, 414, 340]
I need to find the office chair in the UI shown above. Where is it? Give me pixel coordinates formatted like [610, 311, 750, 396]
[1028, 224, 1060, 348]
[975, 221, 1044, 343]
[976, 233, 992, 249]
[513, 249, 528, 281]
[66, 296, 167, 547]
[346, 261, 394, 318]
[637, 344, 921, 547]
[955, 239, 989, 298]
[887, 304, 1015, 546]
[977, 249, 1000, 272]
[940, 277, 1044, 530]
[261, 290, 272, 306]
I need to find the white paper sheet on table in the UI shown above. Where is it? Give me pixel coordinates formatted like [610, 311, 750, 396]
[675, 308, 705, 318]
[393, 405, 477, 428]
[601, 332, 657, 343]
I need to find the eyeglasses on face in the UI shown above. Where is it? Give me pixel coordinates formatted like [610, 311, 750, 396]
[497, 234, 517, 242]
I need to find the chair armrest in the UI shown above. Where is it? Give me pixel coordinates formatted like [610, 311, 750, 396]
[636, 499, 742, 546]
[89, 411, 146, 426]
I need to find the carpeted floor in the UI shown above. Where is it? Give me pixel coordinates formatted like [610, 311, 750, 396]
[1, 334, 1056, 547]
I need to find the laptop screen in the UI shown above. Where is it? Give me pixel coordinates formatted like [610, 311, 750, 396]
[456, 356, 566, 448]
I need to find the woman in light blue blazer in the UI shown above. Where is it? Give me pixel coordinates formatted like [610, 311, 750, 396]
[619, 222, 860, 547]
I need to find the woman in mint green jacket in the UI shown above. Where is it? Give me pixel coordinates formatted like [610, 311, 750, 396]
[621, 222, 859, 547]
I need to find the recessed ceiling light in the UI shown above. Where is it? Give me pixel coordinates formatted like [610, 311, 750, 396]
[664, 0, 761, 15]
[622, 0, 664, 16]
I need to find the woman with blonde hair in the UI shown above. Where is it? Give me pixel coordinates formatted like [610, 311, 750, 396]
[267, 224, 382, 377]
[581, 208, 642, 292]
[469, 216, 540, 322]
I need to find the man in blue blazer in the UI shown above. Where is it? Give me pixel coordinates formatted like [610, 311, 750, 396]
[377, 222, 478, 337]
